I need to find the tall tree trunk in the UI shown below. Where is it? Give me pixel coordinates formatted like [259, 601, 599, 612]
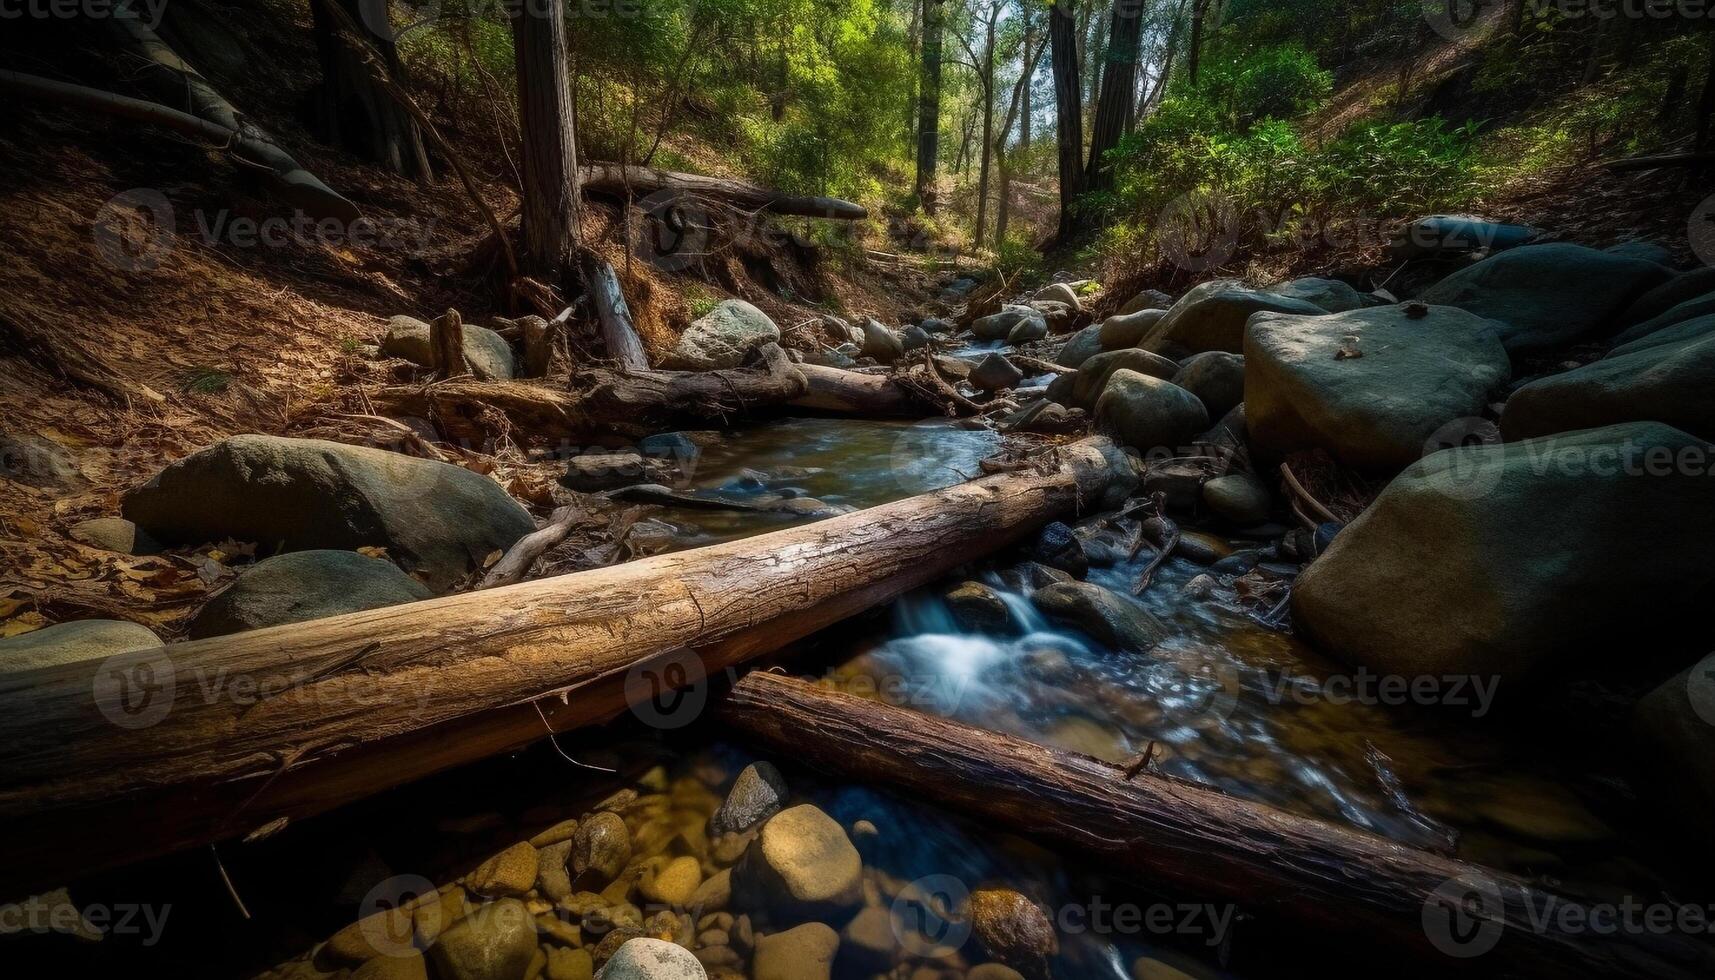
[915, 0, 947, 211]
[507, 0, 581, 286]
[974, 11, 999, 247]
[906, 0, 923, 156]
[1187, 0, 1209, 87]
[310, 0, 432, 180]
[1021, 7, 1034, 148]
[1049, 0, 1086, 242]
[1145, 0, 1186, 110]
[1086, 0, 1145, 192]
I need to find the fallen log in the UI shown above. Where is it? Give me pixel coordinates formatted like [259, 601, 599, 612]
[790, 363, 926, 417]
[582, 256, 650, 370]
[579, 162, 867, 220]
[0, 438, 1124, 893]
[719, 673, 1715, 980]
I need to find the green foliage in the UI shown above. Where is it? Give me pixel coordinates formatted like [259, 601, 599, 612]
[183, 368, 233, 395]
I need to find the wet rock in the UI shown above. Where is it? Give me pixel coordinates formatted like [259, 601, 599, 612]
[861, 318, 907, 363]
[537, 840, 576, 902]
[752, 922, 839, 980]
[735, 804, 862, 922]
[1244, 304, 1510, 470]
[945, 581, 1013, 633]
[0, 619, 161, 673]
[1418, 242, 1673, 353]
[1119, 288, 1174, 315]
[547, 947, 595, 980]
[900, 324, 933, 352]
[641, 856, 703, 907]
[839, 906, 897, 973]
[1617, 268, 1715, 331]
[1070, 349, 1179, 407]
[1194, 404, 1248, 459]
[575, 812, 634, 884]
[1139, 458, 1216, 511]
[1174, 531, 1230, 565]
[1094, 371, 1210, 453]
[1032, 582, 1165, 651]
[186, 550, 431, 639]
[1265, 277, 1378, 313]
[1293, 422, 1715, 681]
[1386, 215, 1536, 261]
[1099, 308, 1167, 350]
[382, 316, 516, 380]
[711, 762, 788, 835]
[1171, 352, 1245, 420]
[667, 300, 780, 370]
[1605, 240, 1673, 265]
[970, 354, 1025, 392]
[1611, 290, 1715, 350]
[596, 937, 706, 979]
[971, 307, 1044, 342]
[1055, 325, 1105, 369]
[688, 869, 731, 913]
[1209, 551, 1261, 576]
[532, 818, 581, 848]
[1503, 326, 1715, 441]
[1632, 652, 1715, 833]
[1007, 316, 1050, 345]
[122, 435, 534, 590]
[466, 841, 539, 898]
[1030, 521, 1088, 578]
[428, 898, 537, 980]
[1, 431, 81, 488]
[967, 888, 1056, 980]
[1181, 573, 1217, 599]
[1142, 281, 1326, 356]
[352, 952, 428, 980]
[1034, 281, 1082, 310]
[1201, 474, 1271, 526]
[921, 317, 957, 334]
[68, 516, 159, 555]
[564, 453, 670, 493]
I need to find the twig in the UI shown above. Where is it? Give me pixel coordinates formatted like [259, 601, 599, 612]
[1279, 462, 1340, 525]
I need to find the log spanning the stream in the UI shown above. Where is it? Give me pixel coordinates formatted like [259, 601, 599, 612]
[579, 163, 868, 220]
[719, 673, 1715, 980]
[0, 438, 1125, 894]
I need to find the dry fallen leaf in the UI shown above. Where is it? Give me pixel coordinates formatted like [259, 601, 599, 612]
[0, 612, 47, 638]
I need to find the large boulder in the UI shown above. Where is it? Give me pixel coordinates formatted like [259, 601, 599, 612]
[1141, 281, 1325, 356]
[1617, 268, 1715, 329]
[596, 937, 706, 980]
[735, 804, 862, 922]
[1609, 312, 1715, 359]
[1265, 277, 1378, 313]
[1170, 351, 1245, 419]
[382, 316, 516, 381]
[1417, 243, 1673, 353]
[123, 435, 535, 590]
[1055, 325, 1105, 369]
[187, 550, 432, 638]
[1118, 288, 1174, 315]
[970, 353, 1025, 393]
[1292, 422, 1715, 682]
[1386, 215, 1536, 261]
[1034, 281, 1082, 310]
[752, 923, 839, 980]
[971, 306, 1042, 342]
[1245, 305, 1510, 470]
[860, 317, 906, 363]
[428, 898, 537, 980]
[1609, 292, 1715, 349]
[1502, 329, 1715, 442]
[666, 300, 780, 370]
[1631, 654, 1715, 834]
[1097, 309, 1166, 350]
[1070, 349, 1179, 407]
[0, 620, 161, 673]
[1007, 315, 1050, 345]
[1031, 581, 1165, 652]
[1094, 370, 1210, 453]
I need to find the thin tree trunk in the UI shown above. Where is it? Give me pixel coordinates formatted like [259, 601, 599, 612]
[974, 9, 999, 247]
[1187, 0, 1209, 87]
[508, 1, 581, 286]
[310, 0, 431, 180]
[1049, 0, 1087, 241]
[1087, 0, 1145, 192]
[995, 24, 1048, 247]
[915, 0, 947, 211]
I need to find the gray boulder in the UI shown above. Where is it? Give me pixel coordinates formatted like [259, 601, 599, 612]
[1098, 309, 1166, 350]
[1094, 370, 1211, 453]
[711, 761, 789, 835]
[1609, 312, 1715, 360]
[945, 581, 1013, 632]
[971, 306, 1043, 342]
[1171, 351, 1245, 419]
[860, 317, 906, 363]
[1007, 315, 1050, 345]
[667, 300, 780, 370]
[1386, 215, 1536, 261]
[1245, 305, 1510, 470]
[187, 550, 432, 639]
[1202, 473, 1271, 526]
[921, 317, 957, 334]
[1070, 349, 1179, 407]
[1, 432, 81, 489]
[1143, 281, 1326, 356]
[1617, 268, 1715, 329]
[1118, 289, 1173, 315]
[597, 938, 707, 980]
[1610, 292, 1715, 349]
[1055, 325, 1105, 369]
[1417, 243, 1674, 353]
[123, 435, 535, 590]
[1605, 241, 1674, 265]
[899, 324, 932, 352]
[1502, 330, 1715, 441]
[1265, 277, 1377, 313]
[1034, 281, 1082, 310]
[68, 516, 160, 555]
[382, 316, 515, 381]
[1031, 581, 1165, 651]
[1292, 422, 1715, 681]
[0, 620, 161, 673]
[970, 354, 1025, 393]
[564, 452, 670, 492]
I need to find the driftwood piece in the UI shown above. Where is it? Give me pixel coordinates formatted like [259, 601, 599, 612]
[0, 439, 1122, 893]
[575, 343, 808, 437]
[790, 363, 923, 417]
[579, 162, 867, 220]
[582, 256, 649, 370]
[479, 505, 585, 588]
[430, 308, 467, 379]
[719, 672, 1715, 980]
